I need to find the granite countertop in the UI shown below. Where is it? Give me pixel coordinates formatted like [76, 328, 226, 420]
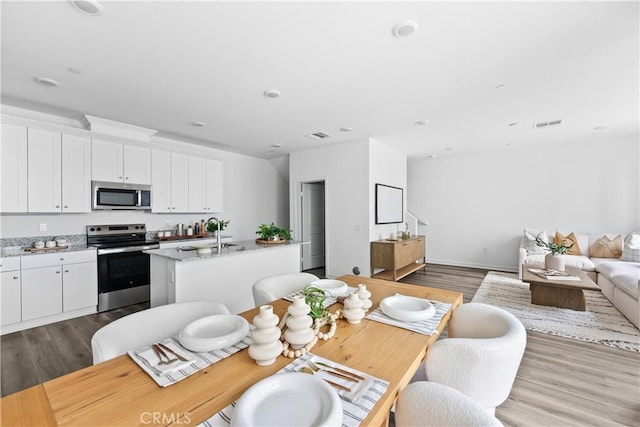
[145, 239, 305, 262]
[1, 244, 96, 258]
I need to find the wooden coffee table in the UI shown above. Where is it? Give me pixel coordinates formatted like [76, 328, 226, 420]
[522, 266, 600, 311]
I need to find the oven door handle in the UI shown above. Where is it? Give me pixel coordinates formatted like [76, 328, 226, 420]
[97, 245, 160, 255]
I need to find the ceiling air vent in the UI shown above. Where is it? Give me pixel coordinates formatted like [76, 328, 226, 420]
[306, 132, 332, 140]
[533, 119, 562, 130]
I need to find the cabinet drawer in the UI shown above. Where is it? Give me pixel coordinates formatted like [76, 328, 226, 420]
[21, 250, 96, 269]
[0, 257, 21, 272]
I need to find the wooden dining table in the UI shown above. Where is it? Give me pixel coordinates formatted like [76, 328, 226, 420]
[1, 275, 463, 427]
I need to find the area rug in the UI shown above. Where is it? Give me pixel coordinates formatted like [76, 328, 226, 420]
[471, 272, 640, 352]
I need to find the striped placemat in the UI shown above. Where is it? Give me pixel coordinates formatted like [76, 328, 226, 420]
[128, 335, 252, 387]
[366, 298, 452, 335]
[200, 352, 389, 427]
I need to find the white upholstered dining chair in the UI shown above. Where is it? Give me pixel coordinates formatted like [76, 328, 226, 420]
[416, 302, 527, 415]
[395, 381, 503, 426]
[251, 272, 319, 307]
[91, 300, 230, 364]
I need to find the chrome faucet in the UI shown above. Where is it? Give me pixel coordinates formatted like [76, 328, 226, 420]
[206, 217, 222, 253]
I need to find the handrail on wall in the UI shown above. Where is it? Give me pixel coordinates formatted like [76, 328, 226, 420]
[406, 210, 429, 236]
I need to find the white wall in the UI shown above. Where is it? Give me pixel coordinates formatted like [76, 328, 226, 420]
[0, 109, 288, 241]
[290, 139, 370, 278]
[407, 136, 640, 271]
[290, 138, 407, 278]
[369, 139, 407, 242]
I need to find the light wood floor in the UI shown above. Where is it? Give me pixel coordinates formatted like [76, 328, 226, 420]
[1, 264, 638, 426]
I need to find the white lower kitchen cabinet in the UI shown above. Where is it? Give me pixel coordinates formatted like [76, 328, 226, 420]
[21, 266, 63, 321]
[1, 257, 22, 326]
[2, 250, 98, 334]
[62, 261, 98, 312]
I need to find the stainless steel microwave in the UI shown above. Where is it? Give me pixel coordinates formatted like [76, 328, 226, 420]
[92, 181, 152, 210]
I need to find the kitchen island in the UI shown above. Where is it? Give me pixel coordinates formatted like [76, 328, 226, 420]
[145, 240, 305, 313]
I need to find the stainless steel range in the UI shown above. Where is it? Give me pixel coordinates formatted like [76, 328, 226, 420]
[87, 224, 160, 312]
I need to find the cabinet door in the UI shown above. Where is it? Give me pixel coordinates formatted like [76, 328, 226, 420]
[205, 158, 223, 212]
[27, 128, 62, 212]
[21, 266, 63, 321]
[170, 153, 189, 212]
[62, 134, 92, 212]
[92, 139, 123, 182]
[123, 145, 151, 185]
[151, 149, 171, 213]
[188, 156, 206, 213]
[63, 262, 97, 312]
[0, 124, 28, 212]
[1, 271, 21, 325]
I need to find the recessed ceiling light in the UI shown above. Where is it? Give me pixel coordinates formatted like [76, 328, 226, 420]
[340, 127, 353, 132]
[508, 122, 519, 127]
[445, 147, 455, 151]
[428, 154, 438, 159]
[263, 89, 281, 98]
[191, 121, 206, 127]
[593, 125, 609, 130]
[496, 84, 506, 90]
[271, 144, 282, 148]
[392, 20, 419, 38]
[34, 77, 60, 87]
[414, 120, 429, 126]
[68, 67, 82, 74]
[69, 0, 104, 15]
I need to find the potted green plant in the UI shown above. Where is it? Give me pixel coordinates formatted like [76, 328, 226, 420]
[206, 219, 229, 234]
[255, 222, 292, 243]
[535, 237, 574, 271]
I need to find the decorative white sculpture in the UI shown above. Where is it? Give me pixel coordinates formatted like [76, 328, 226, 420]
[358, 284, 372, 312]
[248, 305, 282, 366]
[342, 292, 365, 324]
[283, 295, 315, 349]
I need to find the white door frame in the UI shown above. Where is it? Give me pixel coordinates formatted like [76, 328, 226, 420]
[294, 177, 328, 274]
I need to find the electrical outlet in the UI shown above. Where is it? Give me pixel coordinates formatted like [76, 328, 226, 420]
[39, 223, 47, 232]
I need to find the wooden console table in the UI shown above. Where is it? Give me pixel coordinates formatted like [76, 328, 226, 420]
[370, 236, 426, 281]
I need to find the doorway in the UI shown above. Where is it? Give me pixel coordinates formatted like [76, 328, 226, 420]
[300, 181, 325, 271]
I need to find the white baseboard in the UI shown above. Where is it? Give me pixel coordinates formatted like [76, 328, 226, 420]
[427, 259, 518, 273]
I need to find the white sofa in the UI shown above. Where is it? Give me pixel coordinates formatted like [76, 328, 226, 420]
[518, 230, 639, 328]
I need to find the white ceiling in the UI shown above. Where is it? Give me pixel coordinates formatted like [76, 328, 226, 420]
[1, 1, 638, 159]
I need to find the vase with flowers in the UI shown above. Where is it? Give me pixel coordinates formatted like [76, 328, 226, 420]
[535, 236, 574, 272]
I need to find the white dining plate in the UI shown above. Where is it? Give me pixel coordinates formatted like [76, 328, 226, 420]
[309, 279, 349, 296]
[231, 372, 343, 427]
[178, 314, 249, 352]
[379, 295, 435, 322]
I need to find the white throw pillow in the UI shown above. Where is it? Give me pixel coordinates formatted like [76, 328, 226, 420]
[621, 231, 640, 262]
[523, 229, 550, 255]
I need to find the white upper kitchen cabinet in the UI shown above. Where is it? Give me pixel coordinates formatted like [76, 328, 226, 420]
[188, 157, 223, 213]
[1, 124, 28, 212]
[92, 139, 151, 185]
[205, 158, 223, 212]
[27, 128, 62, 212]
[27, 129, 91, 213]
[61, 134, 92, 212]
[151, 150, 189, 213]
